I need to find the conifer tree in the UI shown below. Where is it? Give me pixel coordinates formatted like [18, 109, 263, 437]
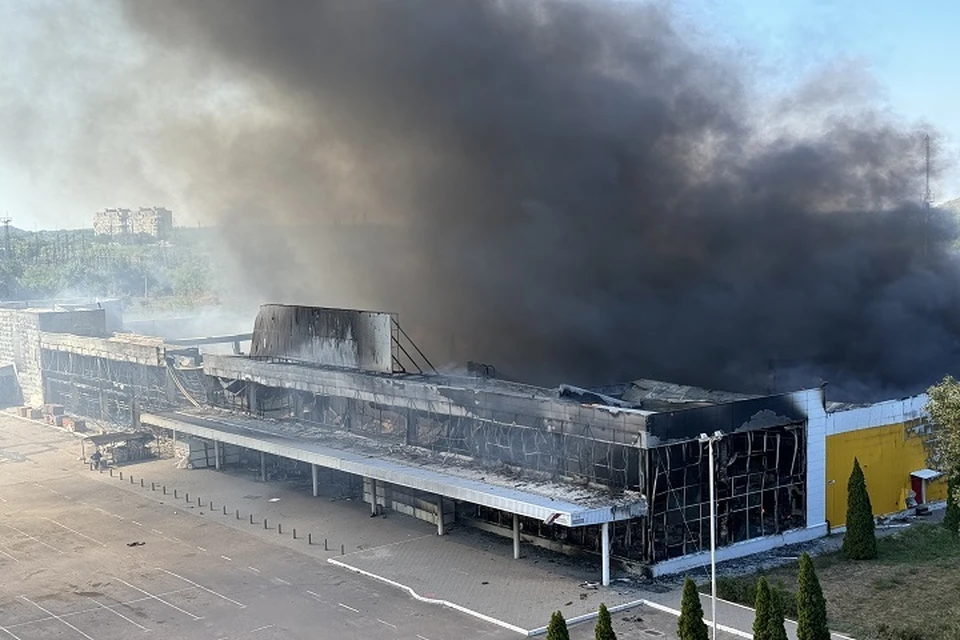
[594, 603, 617, 640]
[677, 577, 709, 640]
[767, 587, 789, 640]
[944, 469, 960, 534]
[796, 553, 830, 640]
[752, 577, 772, 640]
[546, 610, 570, 640]
[841, 458, 877, 560]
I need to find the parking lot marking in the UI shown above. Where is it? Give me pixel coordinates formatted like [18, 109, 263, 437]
[131, 521, 143, 527]
[5, 588, 200, 630]
[221, 555, 232, 561]
[111, 575, 203, 620]
[157, 568, 246, 608]
[197, 546, 207, 552]
[338, 603, 359, 613]
[377, 619, 397, 629]
[305, 590, 322, 600]
[42, 518, 106, 546]
[273, 578, 290, 586]
[151, 529, 163, 535]
[247, 567, 260, 573]
[417, 635, 432, 640]
[20, 596, 95, 640]
[0, 625, 24, 640]
[250, 625, 274, 633]
[0, 549, 19, 562]
[0, 496, 7, 502]
[2, 524, 63, 555]
[87, 596, 150, 631]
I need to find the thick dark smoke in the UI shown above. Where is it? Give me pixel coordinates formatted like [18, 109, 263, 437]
[115, 0, 959, 400]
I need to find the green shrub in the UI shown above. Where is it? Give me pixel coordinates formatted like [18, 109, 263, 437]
[546, 611, 570, 640]
[842, 458, 878, 560]
[705, 576, 799, 619]
[678, 577, 708, 640]
[796, 553, 830, 640]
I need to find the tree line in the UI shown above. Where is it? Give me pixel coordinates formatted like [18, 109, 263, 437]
[0, 227, 219, 303]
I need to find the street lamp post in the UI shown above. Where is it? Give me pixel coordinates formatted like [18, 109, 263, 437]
[699, 430, 723, 640]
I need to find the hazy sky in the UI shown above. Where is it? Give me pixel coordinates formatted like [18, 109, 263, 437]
[1, 0, 957, 230]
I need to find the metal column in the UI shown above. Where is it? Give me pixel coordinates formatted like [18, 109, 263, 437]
[311, 464, 319, 497]
[370, 479, 378, 516]
[601, 522, 611, 587]
[214, 440, 221, 471]
[259, 451, 266, 482]
[436, 496, 444, 536]
[512, 514, 520, 559]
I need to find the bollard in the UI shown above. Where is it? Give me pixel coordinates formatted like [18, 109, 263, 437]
[119, 472, 123, 480]
[210, 501, 214, 510]
[130, 476, 134, 484]
[223, 505, 227, 515]
[185, 492, 190, 502]
[151, 482, 155, 491]
[293, 528, 297, 539]
[308, 533, 312, 545]
[278, 523, 282, 535]
[110, 469, 114, 477]
[163, 485, 167, 495]
[99, 468, 103, 474]
[174, 489, 178, 498]
[340, 544, 344, 556]
[140, 478, 144, 487]
[197, 496, 201, 506]
[250, 514, 254, 524]
[324, 538, 328, 551]
[236, 509, 240, 520]
[264, 519, 268, 530]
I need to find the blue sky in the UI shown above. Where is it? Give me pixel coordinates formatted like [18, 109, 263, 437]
[674, 0, 960, 200]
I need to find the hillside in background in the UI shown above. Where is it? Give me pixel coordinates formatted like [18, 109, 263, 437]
[0, 226, 222, 306]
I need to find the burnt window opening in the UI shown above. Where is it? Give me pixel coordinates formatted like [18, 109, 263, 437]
[646, 424, 806, 563]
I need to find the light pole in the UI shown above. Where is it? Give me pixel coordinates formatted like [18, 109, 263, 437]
[699, 430, 723, 640]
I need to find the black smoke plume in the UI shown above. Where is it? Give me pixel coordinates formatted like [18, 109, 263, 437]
[115, 0, 958, 400]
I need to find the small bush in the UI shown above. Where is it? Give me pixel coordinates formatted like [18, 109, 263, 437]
[704, 576, 799, 619]
[877, 623, 928, 640]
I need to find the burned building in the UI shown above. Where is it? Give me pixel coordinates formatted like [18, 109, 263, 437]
[138, 304, 828, 578]
[2, 301, 942, 580]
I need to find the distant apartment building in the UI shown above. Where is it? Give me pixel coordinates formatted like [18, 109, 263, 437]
[93, 207, 173, 240]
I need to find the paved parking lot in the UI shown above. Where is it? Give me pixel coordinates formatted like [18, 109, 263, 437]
[0, 414, 738, 639]
[0, 419, 515, 640]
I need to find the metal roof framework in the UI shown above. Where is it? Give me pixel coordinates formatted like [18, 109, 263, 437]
[140, 411, 646, 528]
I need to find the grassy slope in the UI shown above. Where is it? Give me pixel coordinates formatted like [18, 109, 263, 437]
[719, 524, 960, 638]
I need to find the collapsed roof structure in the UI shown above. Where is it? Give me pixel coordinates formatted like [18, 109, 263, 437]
[0, 301, 943, 581]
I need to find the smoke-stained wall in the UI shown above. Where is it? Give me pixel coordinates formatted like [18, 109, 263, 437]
[250, 305, 393, 373]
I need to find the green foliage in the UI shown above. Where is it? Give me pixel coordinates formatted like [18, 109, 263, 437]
[678, 577, 708, 640]
[926, 376, 960, 473]
[767, 587, 789, 640]
[796, 553, 830, 640]
[945, 470, 960, 534]
[594, 603, 616, 640]
[876, 623, 928, 640]
[0, 227, 218, 303]
[752, 577, 773, 640]
[842, 458, 877, 559]
[546, 611, 570, 640]
[705, 576, 798, 619]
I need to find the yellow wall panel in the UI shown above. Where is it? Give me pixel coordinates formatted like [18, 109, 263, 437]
[825, 421, 944, 527]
